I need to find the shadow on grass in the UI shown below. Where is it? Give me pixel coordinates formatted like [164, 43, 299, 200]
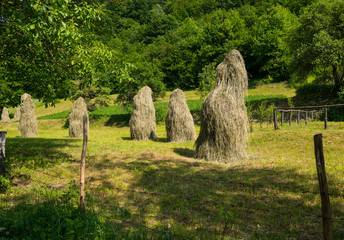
[173, 148, 195, 158]
[4, 152, 344, 239]
[121, 137, 169, 142]
[6, 138, 80, 170]
[88, 155, 344, 239]
[103, 114, 130, 127]
[121, 137, 131, 141]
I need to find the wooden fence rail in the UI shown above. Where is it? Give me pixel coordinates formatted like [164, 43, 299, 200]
[273, 103, 344, 130]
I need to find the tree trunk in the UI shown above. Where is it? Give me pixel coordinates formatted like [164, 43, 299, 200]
[333, 65, 342, 92]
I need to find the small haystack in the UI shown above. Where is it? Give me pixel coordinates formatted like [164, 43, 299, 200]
[1, 107, 11, 123]
[18, 93, 38, 137]
[129, 86, 157, 140]
[13, 108, 20, 121]
[195, 49, 248, 163]
[165, 89, 196, 142]
[69, 97, 88, 138]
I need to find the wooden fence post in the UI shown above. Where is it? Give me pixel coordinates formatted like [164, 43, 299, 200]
[305, 111, 308, 125]
[0, 131, 7, 177]
[311, 111, 314, 122]
[313, 134, 333, 240]
[297, 110, 300, 124]
[274, 109, 278, 130]
[289, 111, 292, 126]
[80, 114, 88, 211]
[325, 108, 328, 129]
[281, 110, 284, 126]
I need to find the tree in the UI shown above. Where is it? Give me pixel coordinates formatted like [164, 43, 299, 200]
[0, 0, 100, 107]
[289, 0, 344, 91]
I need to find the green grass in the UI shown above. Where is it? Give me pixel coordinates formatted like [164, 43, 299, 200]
[248, 82, 296, 98]
[0, 120, 344, 239]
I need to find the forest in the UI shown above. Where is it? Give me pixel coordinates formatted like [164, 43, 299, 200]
[1, 0, 344, 108]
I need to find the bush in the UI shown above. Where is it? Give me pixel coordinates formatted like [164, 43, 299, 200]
[116, 62, 166, 104]
[0, 175, 10, 193]
[154, 102, 168, 124]
[294, 83, 338, 106]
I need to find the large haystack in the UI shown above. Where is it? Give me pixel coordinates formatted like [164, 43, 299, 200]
[69, 97, 88, 138]
[18, 93, 38, 137]
[195, 49, 248, 163]
[129, 86, 157, 140]
[1, 107, 11, 123]
[165, 89, 196, 142]
[13, 108, 20, 121]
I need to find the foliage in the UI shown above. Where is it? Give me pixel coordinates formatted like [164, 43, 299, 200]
[115, 62, 166, 104]
[0, 0, 101, 107]
[0, 176, 10, 193]
[294, 83, 338, 106]
[289, 0, 344, 91]
[197, 62, 217, 97]
[154, 102, 168, 124]
[254, 101, 275, 127]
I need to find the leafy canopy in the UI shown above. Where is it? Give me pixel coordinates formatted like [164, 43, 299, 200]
[0, 0, 100, 107]
[290, 0, 344, 91]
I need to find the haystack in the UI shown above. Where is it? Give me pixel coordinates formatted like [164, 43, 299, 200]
[195, 49, 248, 163]
[18, 93, 38, 137]
[68, 97, 88, 138]
[1, 107, 11, 123]
[13, 108, 20, 121]
[165, 89, 196, 142]
[129, 86, 157, 140]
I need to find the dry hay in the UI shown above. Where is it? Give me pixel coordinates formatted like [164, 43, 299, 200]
[68, 97, 88, 138]
[165, 89, 196, 142]
[1, 107, 11, 123]
[13, 108, 20, 121]
[129, 86, 157, 140]
[18, 93, 38, 137]
[195, 49, 248, 163]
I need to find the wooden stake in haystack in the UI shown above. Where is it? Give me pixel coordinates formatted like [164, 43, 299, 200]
[13, 108, 20, 121]
[165, 89, 196, 142]
[69, 97, 88, 138]
[80, 114, 88, 211]
[196, 49, 248, 163]
[129, 86, 157, 140]
[18, 93, 38, 137]
[1, 107, 11, 123]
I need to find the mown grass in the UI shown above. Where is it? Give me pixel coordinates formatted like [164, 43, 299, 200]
[0, 119, 343, 239]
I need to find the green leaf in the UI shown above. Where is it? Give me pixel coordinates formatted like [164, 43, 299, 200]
[30, 24, 35, 30]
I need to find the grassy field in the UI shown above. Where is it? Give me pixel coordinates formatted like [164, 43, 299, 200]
[0, 119, 343, 239]
[1, 83, 343, 239]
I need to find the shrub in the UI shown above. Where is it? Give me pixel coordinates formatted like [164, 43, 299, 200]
[0, 175, 10, 193]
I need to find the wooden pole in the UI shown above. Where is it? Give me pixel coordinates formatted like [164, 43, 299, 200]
[0, 131, 7, 177]
[281, 111, 284, 126]
[289, 111, 292, 126]
[274, 109, 278, 130]
[80, 114, 88, 211]
[297, 111, 300, 124]
[305, 111, 308, 125]
[311, 111, 314, 122]
[325, 108, 328, 129]
[313, 134, 333, 240]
